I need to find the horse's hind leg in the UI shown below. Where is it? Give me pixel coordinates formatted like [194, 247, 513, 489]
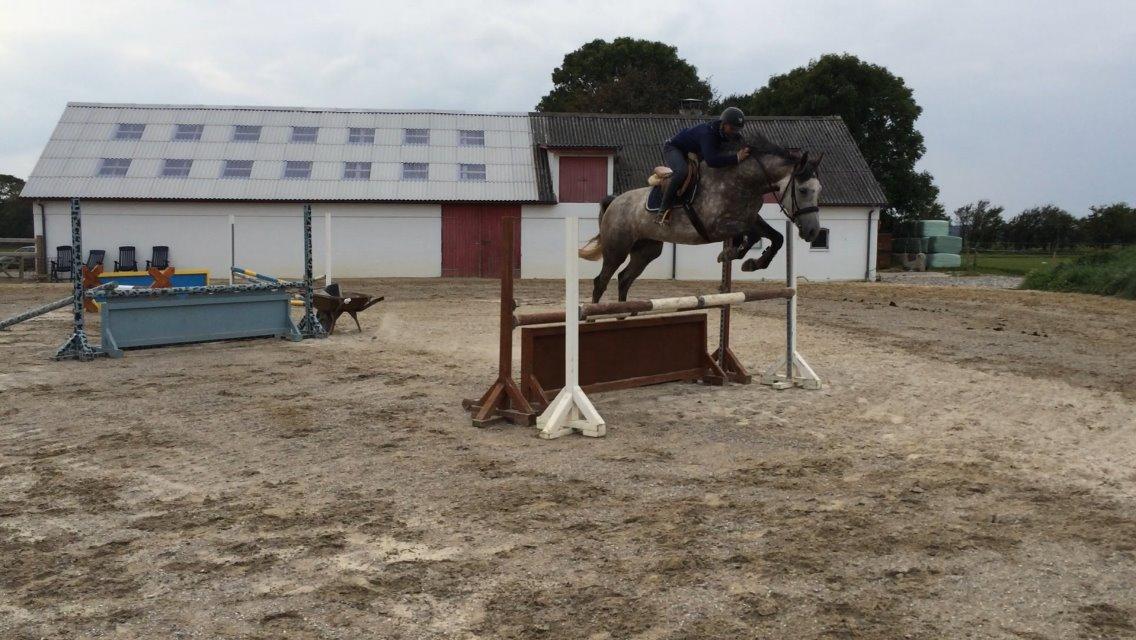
[617, 239, 664, 301]
[592, 243, 630, 303]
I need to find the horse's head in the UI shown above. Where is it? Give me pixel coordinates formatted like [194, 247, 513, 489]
[784, 151, 823, 244]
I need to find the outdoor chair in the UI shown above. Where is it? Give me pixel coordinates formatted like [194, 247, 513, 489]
[115, 246, 137, 271]
[50, 246, 74, 281]
[86, 250, 106, 271]
[146, 245, 170, 270]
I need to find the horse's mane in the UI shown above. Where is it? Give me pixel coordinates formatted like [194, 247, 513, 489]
[741, 131, 792, 159]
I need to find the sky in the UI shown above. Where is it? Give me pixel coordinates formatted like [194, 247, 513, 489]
[1, 0, 1133, 218]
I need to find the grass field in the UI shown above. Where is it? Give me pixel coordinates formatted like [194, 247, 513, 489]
[960, 251, 1079, 275]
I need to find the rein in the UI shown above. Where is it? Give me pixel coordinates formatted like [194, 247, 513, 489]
[749, 149, 819, 223]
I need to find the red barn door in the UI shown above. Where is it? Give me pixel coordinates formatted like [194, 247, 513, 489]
[558, 156, 608, 203]
[441, 205, 521, 277]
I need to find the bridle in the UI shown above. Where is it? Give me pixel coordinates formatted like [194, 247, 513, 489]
[750, 147, 820, 223]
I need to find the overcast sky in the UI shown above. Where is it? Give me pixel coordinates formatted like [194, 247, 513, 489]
[1, 0, 1132, 217]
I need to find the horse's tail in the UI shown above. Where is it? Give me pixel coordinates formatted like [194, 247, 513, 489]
[578, 195, 613, 261]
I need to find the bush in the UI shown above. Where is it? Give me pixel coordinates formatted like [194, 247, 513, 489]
[1021, 246, 1136, 299]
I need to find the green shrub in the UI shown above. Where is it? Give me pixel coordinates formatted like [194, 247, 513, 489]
[1021, 247, 1136, 299]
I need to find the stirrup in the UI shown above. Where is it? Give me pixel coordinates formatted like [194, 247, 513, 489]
[658, 208, 671, 225]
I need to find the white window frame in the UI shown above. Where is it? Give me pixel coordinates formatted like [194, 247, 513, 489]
[459, 163, 486, 181]
[348, 127, 376, 144]
[459, 130, 485, 146]
[403, 128, 429, 145]
[161, 159, 193, 178]
[221, 160, 254, 179]
[173, 124, 204, 141]
[343, 162, 372, 180]
[232, 125, 262, 142]
[809, 228, 830, 251]
[97, 158, 131, 177]
[283, 161, 313, 179]
[113, 123, 145, 140]
[291, 126, 318, 143]
[401, 162, 429, 181]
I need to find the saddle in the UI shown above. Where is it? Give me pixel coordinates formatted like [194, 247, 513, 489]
[645, 153, 711, 241]
[645, 154, 700, 213]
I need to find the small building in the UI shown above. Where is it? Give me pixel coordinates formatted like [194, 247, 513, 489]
[21, 102, 887, 281]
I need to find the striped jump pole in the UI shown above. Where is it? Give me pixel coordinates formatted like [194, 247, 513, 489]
[296, 204, 327, 339]
[54, 198, 104, 361]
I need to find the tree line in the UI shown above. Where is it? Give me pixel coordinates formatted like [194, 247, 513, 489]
[954, 200, 1136, 250]
[536, 39, 942, 227]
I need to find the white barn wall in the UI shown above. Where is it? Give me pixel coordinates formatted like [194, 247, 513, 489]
[36, 200, 441, 279]
[520, 204, 674, 280]
[674, 205, 875, 282]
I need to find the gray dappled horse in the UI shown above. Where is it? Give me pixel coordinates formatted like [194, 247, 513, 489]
[579, 134, 823, 303]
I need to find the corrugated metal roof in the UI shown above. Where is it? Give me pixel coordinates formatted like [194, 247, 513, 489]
[22, 103, 542, 202]
[528, 113, 888, 207]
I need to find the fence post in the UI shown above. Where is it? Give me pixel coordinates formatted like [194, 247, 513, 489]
[54, 198, 103, 361]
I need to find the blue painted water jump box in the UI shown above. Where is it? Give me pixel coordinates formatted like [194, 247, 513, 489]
[96, 288, 301, 358]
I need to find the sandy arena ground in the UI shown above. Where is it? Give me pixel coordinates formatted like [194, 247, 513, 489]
[1, 277, 1135, 639]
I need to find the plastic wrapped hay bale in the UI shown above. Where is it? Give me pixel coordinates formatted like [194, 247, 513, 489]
[924, 253, 962, 269]
[894, 237, 928, 253]
[914, 220, 951, 237]
[925, 235, 963, 253]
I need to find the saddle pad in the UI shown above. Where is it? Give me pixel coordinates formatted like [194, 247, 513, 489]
[645, 182, 698, 213]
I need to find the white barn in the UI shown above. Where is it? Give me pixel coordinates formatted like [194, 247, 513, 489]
[21, 103, 887, 282]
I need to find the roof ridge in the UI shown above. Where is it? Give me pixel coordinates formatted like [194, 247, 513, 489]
[65, 102, 529, 117]
[530, 111, 843, 121]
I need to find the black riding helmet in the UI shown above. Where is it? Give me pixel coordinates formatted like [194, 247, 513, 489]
[720, 106, 745, 129]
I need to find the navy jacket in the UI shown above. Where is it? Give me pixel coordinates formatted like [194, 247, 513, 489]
[667, 120, 739, 168]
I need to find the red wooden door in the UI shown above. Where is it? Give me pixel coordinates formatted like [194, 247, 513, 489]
[558, 156, 608, 202]
[441, 205, 521, 277]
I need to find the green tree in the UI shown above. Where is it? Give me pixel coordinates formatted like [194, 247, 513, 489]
[1080, 202, 1136, 246]
[1003, 205, 1079, 250]
[0, 174, 33, 238]
[953, 200, 1005, 249]
[720, 53, 942, 225]
[536, 38, 713, 114]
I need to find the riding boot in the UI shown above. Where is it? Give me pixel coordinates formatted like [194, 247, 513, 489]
[657, 177, 682, 225]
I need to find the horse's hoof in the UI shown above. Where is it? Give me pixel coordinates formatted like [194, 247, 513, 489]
[741, 258, 770, 272]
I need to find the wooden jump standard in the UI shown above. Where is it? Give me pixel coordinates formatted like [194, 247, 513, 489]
[465, 216, 814, 437]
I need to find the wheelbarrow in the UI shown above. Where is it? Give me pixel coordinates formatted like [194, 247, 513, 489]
[311, 283, 384, 334]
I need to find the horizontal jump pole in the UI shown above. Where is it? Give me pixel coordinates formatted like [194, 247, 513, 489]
[513, 287, 795, 327]
[0, 283, 114, 331]
[91, 282, 287, 299]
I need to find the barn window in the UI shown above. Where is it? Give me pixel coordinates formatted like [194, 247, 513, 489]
[291, 126, 318, 143]
[459, 163, 486, 181]
[173, 124, 204, 141]
[232, 125, 261, 142]
[221, 160, 254, 178]
[404, 128, 429, 145]
[161, 159, 192, 177]
[810, 228, 830, 250]
[97, 158, 131, 176]
[344, 162, 371, 180]
[459, 130, 485, 146]
[113, 123, 145, 140]
[349, 127, 375, 144]
[402, 163, 429, 181]
[283, 161, 312, 179]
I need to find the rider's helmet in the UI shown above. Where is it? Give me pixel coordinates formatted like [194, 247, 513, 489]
[720, 106, 745, 129]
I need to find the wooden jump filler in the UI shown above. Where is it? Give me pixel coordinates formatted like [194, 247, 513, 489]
[465, 214, 819, 437]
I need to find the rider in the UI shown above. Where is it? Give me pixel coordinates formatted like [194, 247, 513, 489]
[658, 106, 751, 216]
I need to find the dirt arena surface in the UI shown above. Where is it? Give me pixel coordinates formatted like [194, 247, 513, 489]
[2, 277, 1135, 639]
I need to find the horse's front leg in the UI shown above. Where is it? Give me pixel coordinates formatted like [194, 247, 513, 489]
[740, 217, 783, 272]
